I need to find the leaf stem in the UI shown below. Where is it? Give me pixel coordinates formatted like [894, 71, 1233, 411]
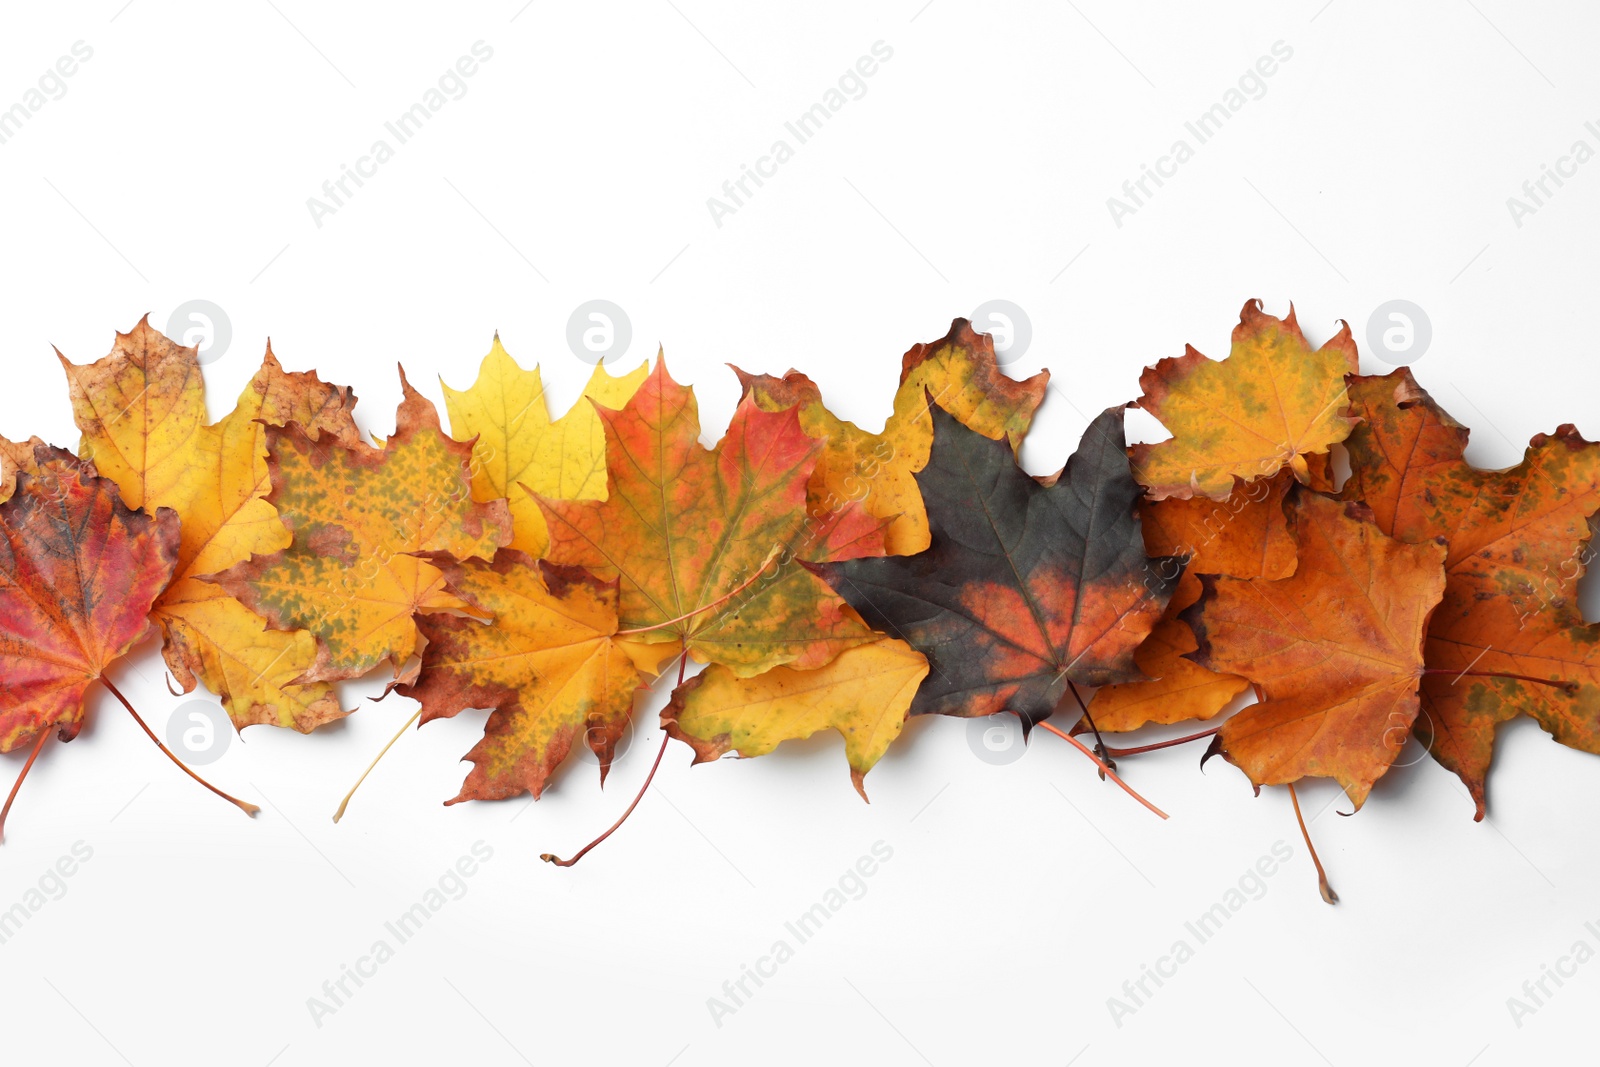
[1289, 782, 1337, 905]
[614, 546, 781, 637]
[1037, 720, 1169, 820]
[0, 728, 52, 842]
[1102, 726, 1221, 759]
[542, 652, 687, 867]
[102, 678, 260, 817]
[333, 708, 422, 823]
[1067, 680, 1113, 778]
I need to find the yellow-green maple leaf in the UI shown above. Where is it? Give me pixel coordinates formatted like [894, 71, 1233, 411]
[663, 637, 928, 799]
[211, 373, 513, 683]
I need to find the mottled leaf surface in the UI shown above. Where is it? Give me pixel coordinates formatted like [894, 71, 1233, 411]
[1343, 369, 1600, 818]
[0, 446, 179, 751]
[900, 318, 1048, 451]
[1131, 301, 1358, 500]
[400, 552, 644, 803]
[0, 435, 45, 504]
[538, 359, 877, 677]
[212, 373, 511, 682]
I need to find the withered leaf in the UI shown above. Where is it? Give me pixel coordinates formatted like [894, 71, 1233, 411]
[814, 403, 1180, 730]
[1184, 489, 1448, 807]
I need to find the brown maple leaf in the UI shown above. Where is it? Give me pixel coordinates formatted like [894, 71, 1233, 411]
[1343, 368, 1600, 818]
[1184, 489, 1448, 807]
[0, 435, 46, 504]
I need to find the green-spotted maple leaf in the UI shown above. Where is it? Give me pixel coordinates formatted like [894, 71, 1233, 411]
[210, 372, 512, 682]
[1131, 300, 1358, 500]
[900, 318, 1048, 451]
[537, 358, 882, 677]
[812, 403, 1182, 729]
[1342, 368, 1600, 818]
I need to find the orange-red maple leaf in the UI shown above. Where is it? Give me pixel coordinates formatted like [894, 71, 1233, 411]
[538, 359, 880, 677]
[0, 445, 179, 751]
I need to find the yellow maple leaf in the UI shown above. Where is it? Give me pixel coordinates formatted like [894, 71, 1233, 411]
[901, 318, 1048, 451]
[1130, 300, 1358, 500]
[401, 551, 646, 802]
[663, 637, 929, 799]
[442, 335, 647, 556]
[0, 434, 44, 504]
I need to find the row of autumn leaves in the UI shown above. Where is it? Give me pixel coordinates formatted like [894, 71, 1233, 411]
[1, 300, 1591, 870]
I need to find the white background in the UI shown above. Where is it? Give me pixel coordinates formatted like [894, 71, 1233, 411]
[0, 1, 1597, 1064]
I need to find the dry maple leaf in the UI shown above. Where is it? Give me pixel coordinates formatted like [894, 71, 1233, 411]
[537, 358, 880, 677]
[61, 318, 361, 731]
[662, 637, 929, 799]
[1131, 300, 1358, 501]
[735, 367, 935, 558]
[900, 318, 1048, 451]
[1342, 368, 1600, 818]
[397, 551, 646, 802]
[210, 371, 512, 683]
[0, 444, 179, 751]
[442, 335, 647, 557]
[813, 403, 1181, 729]
[1183, 489, 1448, 807]
[1087, 470, 1299, 732]
[0, 435, 45, 503]
[736, 318, 1049, 557]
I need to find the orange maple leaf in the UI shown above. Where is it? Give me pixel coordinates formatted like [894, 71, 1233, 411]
[537, 358, 879, 676]
[1089, 469, 1300, 732]
[1343, 368, 1600, 818]
[399, 552, 646, 802]
[1184, 489, 1448, 807]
